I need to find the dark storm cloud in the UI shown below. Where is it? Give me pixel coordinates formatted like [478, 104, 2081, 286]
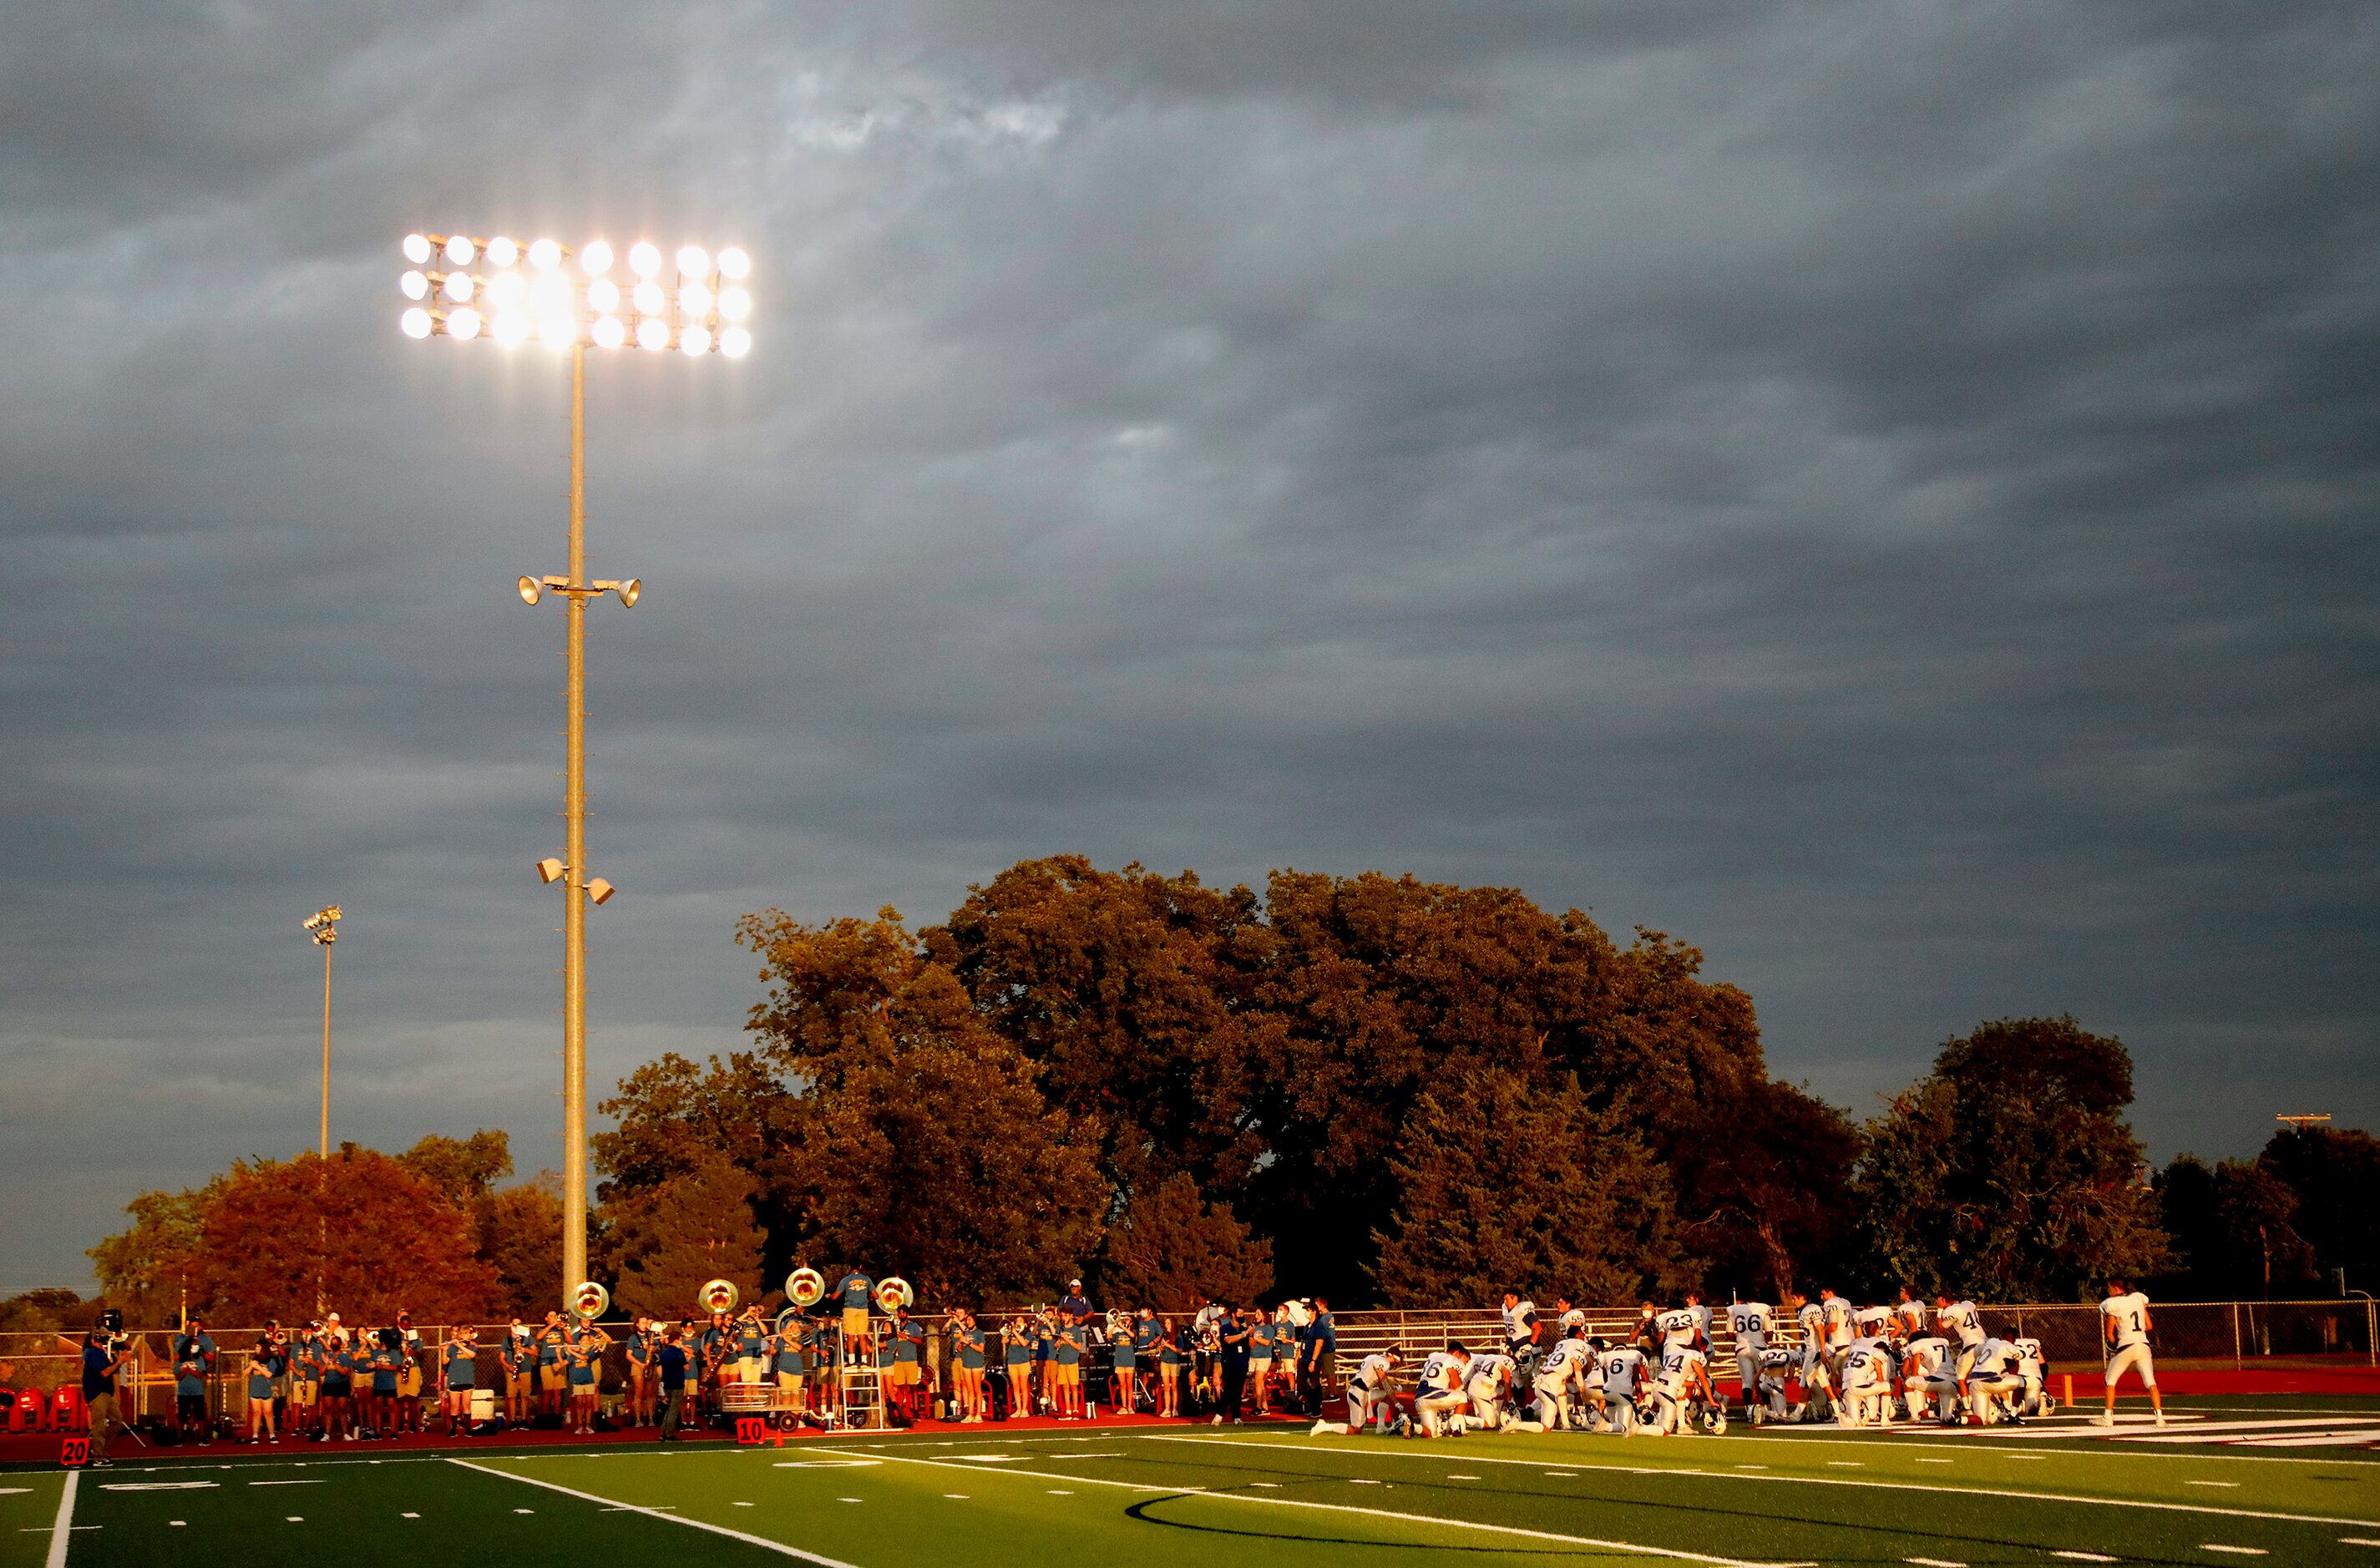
[3, 0, 2376, 1288]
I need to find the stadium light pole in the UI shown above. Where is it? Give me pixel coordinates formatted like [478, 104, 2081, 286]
[397, 230, 752, 1306]
[302, 905, 342, 1156]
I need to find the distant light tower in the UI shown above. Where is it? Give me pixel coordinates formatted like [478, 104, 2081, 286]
[2276, 1113, 2333, 1132]
[395, 229, 752, 1305]
[302, 905, 342, 1156]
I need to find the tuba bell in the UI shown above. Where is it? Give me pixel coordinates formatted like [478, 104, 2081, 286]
[572, 1280, 610, 1322]
[874, 1276, 914, 1315]
[698, 1277, 741, 1315]
[787, 1267, 826, 1308]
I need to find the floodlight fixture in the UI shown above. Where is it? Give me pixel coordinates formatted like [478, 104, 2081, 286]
[400, 270, 429, 301]
[536, 857, 567, 884]
[518, 574, 543, 605]
[591, 578, 641, 607]
[528, 237, 563, 271]
[403, 233, 433, 265]
[587, 278, 620, 314]
[580, 239, 614, 276]
[676, 245, 710, 281]
[717, 246, 750, 281]
[585, 878, 616, 905]
[629, 241, 662, 278]
[484, 235, 519, 269]
[591, 315, 625, 350]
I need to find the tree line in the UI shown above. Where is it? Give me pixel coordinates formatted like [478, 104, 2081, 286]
[77, 856, 2380, 1323]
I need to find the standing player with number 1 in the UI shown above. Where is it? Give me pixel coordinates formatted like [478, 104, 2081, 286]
[2094, 1277, 2165, 1427]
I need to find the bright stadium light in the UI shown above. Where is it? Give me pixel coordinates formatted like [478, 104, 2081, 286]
[395, 224, 750, 1309]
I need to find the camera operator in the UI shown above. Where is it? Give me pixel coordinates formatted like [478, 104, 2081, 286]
[80, 1316, 126, 1469]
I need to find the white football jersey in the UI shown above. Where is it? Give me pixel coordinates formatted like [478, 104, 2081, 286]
[1466, 1353, 1515, 1388]
[1820, 1294, 1853, 1346]
[1853, 1305, 1891, 1335]
[1729, 1302, 1772, 1348]
[1901, 1336, 1949, 1377]
[2101, 1292, 2150, 1348]
[1841, 1340, 1889, 1388]
[1352, 1352, 1394, 1388]
[1418, 1352, 1467, 1391]
[1658, 1345, 1708, 1394]
[1600, 1347, 1646, 1394]
[1939, 1300, 1984, 1344]
[2013, 1338, 2044, 1378]
[1796, 1300, 1825, 1346]
[1558, 1308, 1587, 1331]
[1501, 1300, 1537, 1342]
[1657, 1308, 1699, 1348]
[1895, 1299, 1929, 1337]
[1536, 1340, 1588, 1384]
[1972, 1337, 2020, 1378]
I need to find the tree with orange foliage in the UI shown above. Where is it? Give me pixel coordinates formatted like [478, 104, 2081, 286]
[195, 1148, 498, 1323]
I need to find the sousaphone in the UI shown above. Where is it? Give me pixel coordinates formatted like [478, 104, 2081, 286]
[698, 1277, 741, 1315]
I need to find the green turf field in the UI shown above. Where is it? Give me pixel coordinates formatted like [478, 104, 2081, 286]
[15, 1401, 2380, 1566]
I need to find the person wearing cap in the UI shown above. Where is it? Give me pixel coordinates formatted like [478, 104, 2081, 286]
[1059, 1279, 1092, 1326]
[78, 1323, 124, 1468]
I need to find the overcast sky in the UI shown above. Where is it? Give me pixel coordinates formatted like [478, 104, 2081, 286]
[3, 2, 2375, 1293]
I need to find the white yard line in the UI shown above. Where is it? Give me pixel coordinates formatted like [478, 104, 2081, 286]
[44, 1472, 77, 1568]
[863, 1449, 1770, 1565]
[446, 1459, 863, 1568]
[1147, 1435, 2380, 1529]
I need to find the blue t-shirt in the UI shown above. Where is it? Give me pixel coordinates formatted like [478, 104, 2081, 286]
[81, 1343, 115, 1399]
[1055, 1326, 1081, 1367]
[737, 1323, 767, 1358]
[1112, 1331, 1136, 1368]
[894, 1319, 924, 1363]
[1004, 1333, 1030, 1368]
[837, 1273, 874, 1311]
[371, 1349, 399, 1393]
[1311, 1312, 1335, 1355]
[773, 1338, 804, 1375]
[248, 1367, 275, 1400]
[326, 1350, 354, 1388]
[1251, 1323, 1275, 1358]
[656, 1343, 689, 1391]
[957, 1328, 985, 1371]
[176, 1358, 205, 1398]
[444, 1344, 476, 1389]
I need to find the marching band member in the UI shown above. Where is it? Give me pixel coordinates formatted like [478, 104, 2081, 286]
[1727, 1297, 1773, 1423]
[1314, 1344, 1402, 1436]
[951, 1309, 987, 1423]
[568, 1319, 610, 1435]
[1159, 1317, 1186, 1416]
[244, 1346, 279, 1444]
[890, 1302, 930, 1422]
[535, 1312, 570, 1424]
[833, 1268, 876, 1363]
[1053, 1311, 1086, 1420]
[1412, 1343, 1473, 1437]
[440, 1326, 478, 1438]
[1108, 1311, 1140, 1416]
[697, 1312, 732, 1420]
[734, 1308, 769, 1390]
[769, 1315, 808, 1423]
[501, 1323, 533, 1426]
[625, 1317, 654, 1427]
[1245, 1309, 1274, 1415]
[1003, 1314, 1035, 1419]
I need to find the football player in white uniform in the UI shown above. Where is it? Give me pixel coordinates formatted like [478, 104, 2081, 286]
[1817, 1287, 1855, 1385]
[1656, 1304, 1699, 1353]
[1893, 1287, 1930, 1343]
[1553, 1297, 1587, 1335]
[1790, 1292, 1823, 1384]
[1413, 1344, 1474, 1437]
[1466, 1349, 1519, 1430]
[2012, 1336, 2051, 1418]
[1528, 1327, 1593, 1429]
[1684, 1291, 1713, 1352]
[1501, 1292, 1542, 1359]
[1315, 1346, 1403, 1437]
[2095, 1277, 2164, 1427]
[1598, 1339, 1647, 1434]
[1936, 1293, 1985, 1352]
[1726, 1297, 1773, 1423]
[1836, 1336, 1893, 1427]
[1900, 1334, 1951, 1423]
[1648, 1341, 1715, 1435]
[1962, 1336, 2026, 1425]
[1756, 1347, 1800, 1421]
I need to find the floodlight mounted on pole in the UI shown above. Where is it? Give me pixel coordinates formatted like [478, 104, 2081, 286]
[398, 228, 752, 1308]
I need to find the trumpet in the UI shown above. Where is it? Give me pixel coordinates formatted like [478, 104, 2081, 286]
[698, 1278, 740, 1315]
[787, 1267, 826, 1308]
[572, 1280, 610, 1322]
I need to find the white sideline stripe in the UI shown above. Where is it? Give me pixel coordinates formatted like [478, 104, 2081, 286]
[1148, 1436, 2380, 1528]
[446, 1459, 861, 1568]
[863, 1451, 1766, 1566]
[1517, 1428, 2380, 1469]
[44, 1471, 75, 1568]
[2246, 1434, 2380, 1449]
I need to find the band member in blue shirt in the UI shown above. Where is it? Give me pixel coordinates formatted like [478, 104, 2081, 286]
[441, 1328, 479, 1438]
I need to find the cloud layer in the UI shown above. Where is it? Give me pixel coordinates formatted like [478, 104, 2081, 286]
[3, 0, 2376, 1290]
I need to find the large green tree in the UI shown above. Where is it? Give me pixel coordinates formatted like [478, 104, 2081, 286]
[607, 1156, 769, 1319]
[1372, 1068, 1693, 1303]
[1101, 1172, 1274, 1310]
[1851, 1017, 2170, 1299]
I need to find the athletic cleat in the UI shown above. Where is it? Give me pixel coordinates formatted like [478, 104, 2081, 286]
[2091, 1413, 2114, 1427]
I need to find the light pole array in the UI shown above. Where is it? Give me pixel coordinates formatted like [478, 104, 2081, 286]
[398, 229, 752, 1304]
